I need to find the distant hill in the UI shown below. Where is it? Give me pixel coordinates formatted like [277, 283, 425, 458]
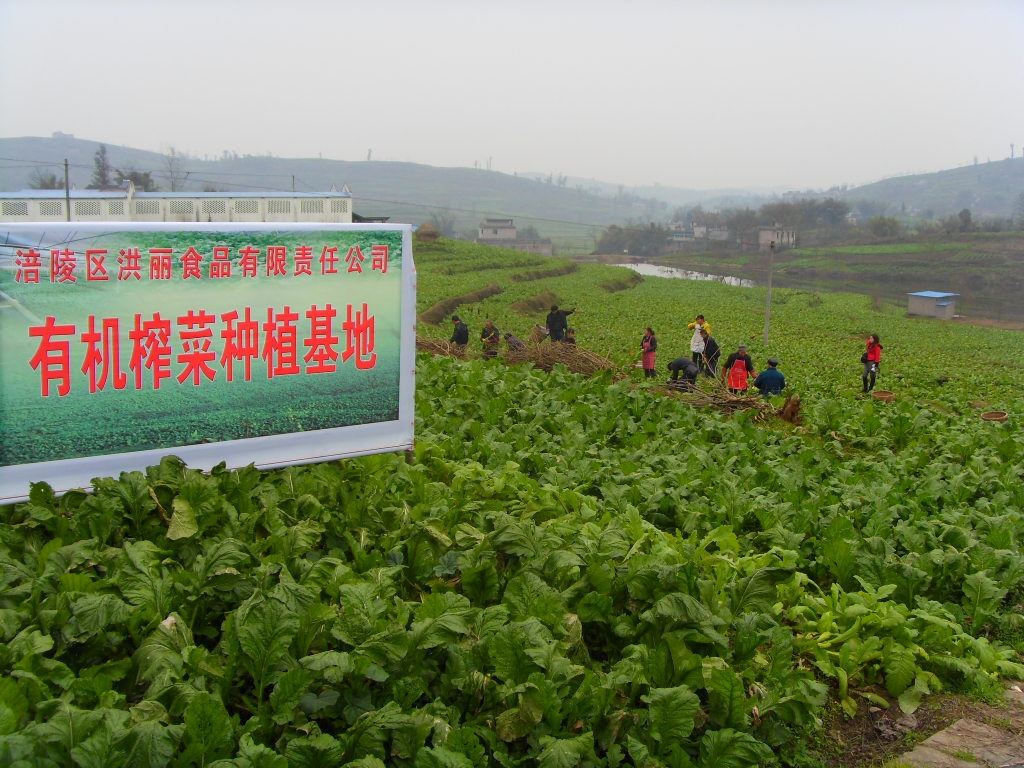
[836, 159, 1024, 221]
[2, 135, 1021, 246]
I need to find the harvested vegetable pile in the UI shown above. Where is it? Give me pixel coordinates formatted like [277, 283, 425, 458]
[506, 341, 620, 377]
[664, 381, 803, 424]
[415, 338, 468, 359]
[416, 335, 618, 376]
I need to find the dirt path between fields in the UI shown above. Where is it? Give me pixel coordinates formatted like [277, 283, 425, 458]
[898, 682, 1024, 767]
[952, 316, 1024, 332]
[821, 682, 1024, 767]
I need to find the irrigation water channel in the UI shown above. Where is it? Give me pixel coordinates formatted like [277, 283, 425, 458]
[615, 262, 756, 287]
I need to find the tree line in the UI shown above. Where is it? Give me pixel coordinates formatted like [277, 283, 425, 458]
[28, 144, 191, 193]
[593, 195, 1024, 257]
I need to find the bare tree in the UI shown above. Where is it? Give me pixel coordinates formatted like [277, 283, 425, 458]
[163, 146, 188, 191]
[29, 169, 62, 189]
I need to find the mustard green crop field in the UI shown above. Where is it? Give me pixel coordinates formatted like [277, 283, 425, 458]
[2, 238, 1022, 768]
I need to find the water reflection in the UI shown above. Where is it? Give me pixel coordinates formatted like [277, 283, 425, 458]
[616, 262, 755, 288]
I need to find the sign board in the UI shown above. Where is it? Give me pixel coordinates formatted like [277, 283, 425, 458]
[0, 223, 416, 504]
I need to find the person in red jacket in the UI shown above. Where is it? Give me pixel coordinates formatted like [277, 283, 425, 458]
[862, 334, 883, 392]
[640, 327, 658, 378]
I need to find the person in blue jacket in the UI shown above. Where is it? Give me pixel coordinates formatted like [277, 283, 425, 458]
[753, 357, 786, 396]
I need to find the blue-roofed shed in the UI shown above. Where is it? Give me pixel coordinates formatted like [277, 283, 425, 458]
[908, 291, 959, 320]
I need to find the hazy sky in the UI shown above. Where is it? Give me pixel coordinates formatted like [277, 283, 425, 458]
[2, 0, 1022, 191]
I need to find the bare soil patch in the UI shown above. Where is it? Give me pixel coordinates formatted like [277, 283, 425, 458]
[816, 686, 1024, 767]
[952, 316, 1024, 332]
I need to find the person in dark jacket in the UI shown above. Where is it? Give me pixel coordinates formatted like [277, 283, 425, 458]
[449, 315, 469, 347]
[753, 357, 786, 396]
[667, 357, 699, 389]
[546, 305, 577, 342]
[698, 328, 720, 377]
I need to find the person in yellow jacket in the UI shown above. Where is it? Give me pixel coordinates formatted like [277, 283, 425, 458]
[686, 315, 711, 364]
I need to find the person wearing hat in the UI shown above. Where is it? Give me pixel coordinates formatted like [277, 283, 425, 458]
[753, 357, 786, 396]
[698, 328, 720, 377]
[449, 315, 469, 348]
[722, 343, 756, 394]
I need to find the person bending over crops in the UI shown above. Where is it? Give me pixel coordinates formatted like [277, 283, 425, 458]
[861, 333, 883, 392]
[722, 343, 756, 394]
[640, 327, 658, 378]
[481, 320, 501, 359]
[667, 357, 699, 389]
[504, 332, 526, 352]
[546, 305, 577, 342]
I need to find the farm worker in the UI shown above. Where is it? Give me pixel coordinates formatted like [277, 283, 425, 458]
[722, 344, 756, 394]
[640, 327, 658, 378]
[862, 333, 883, 392]
[564, 328, 577, 345]
[546, 305, 577, 342]
[504, 332, 527, 352]
[753, 357, 786, 396]
[686, 314, 711, 364]
[481, 320, 501, 359]
[667, 357, 699, 389]
[449, 315, 469, 347]
[698, 328, 720, 377]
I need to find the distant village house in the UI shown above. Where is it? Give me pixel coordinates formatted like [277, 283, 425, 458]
[758, 225, 797, 251]
[907, 291, 959, 320]
[475, 217, 554, 256]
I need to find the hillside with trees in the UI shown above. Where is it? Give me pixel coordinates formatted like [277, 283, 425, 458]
[1, 134, 1022, 249]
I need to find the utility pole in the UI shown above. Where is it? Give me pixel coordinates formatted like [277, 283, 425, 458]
[763, 240, 775, 346]
[64, 159, 71, 221]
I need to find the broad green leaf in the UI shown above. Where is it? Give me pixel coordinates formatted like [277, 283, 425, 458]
[413, 746, 475, 768]
[536, 732, 596, 768]
[234, 595, 299, 696]
[961, 571, 1006, 635]
[269, 667, 315, 725]
[167, 500, 199, 540]
[284, 733, 344, 768]
[178, 691, 234, 766]
[696, 728, 773, 768]
[208, 734, 287, 768]
[114, 720, 182, 768]
[641, 685, 700, 744]
[0, 679, 28, 736]
[728, 567, 794, 616]
[707, 668, 748, 730]
[65, 593, 133, 641]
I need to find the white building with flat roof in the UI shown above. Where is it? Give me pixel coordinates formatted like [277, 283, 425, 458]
[0, 183, 354, 224]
